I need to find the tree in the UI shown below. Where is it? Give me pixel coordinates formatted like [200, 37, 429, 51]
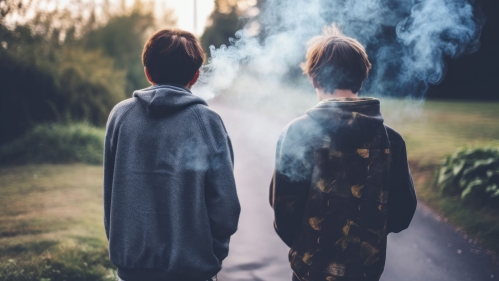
[83, 10, 155, 95]
[0, 22, 127, 145]
[0, 0, 175, 144]
[200, 0, 241, 56]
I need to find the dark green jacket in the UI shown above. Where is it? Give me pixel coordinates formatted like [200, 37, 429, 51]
[270, 98, 416, 281]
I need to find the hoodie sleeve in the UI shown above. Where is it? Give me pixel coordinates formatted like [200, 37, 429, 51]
[103, 99, 136, 240]
[387, 131, 417, 233]
[270, 127, 313, 248]
[103, 109, 117, 240]
[205, 135, 241, 262]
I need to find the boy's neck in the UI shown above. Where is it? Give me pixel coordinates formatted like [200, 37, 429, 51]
[317, 88, 358, 101]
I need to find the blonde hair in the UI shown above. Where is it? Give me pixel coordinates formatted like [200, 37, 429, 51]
[302, 24, 372, 93]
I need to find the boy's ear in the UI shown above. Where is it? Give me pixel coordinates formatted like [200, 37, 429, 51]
[144, 67, 155, 85]
[187, 70, 200, 89]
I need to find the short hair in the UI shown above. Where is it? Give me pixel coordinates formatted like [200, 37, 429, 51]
[302, 25, 372, 94]
[142, 29, 204, 85]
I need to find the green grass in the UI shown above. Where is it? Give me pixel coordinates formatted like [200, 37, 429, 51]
[377, 100, 499, 252]
[0, 165, 115, 281]
[411, 162, 499, 253]
[382, 100, 499, 165]
[0, 123, 105, 166]
[382, 100, 499, 252]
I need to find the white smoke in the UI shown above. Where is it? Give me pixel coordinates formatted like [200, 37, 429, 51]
[396, 0, 482, 85]
[193, 0, 484, 100]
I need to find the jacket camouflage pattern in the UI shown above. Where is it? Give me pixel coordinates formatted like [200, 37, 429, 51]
[270, 98, 416, 281]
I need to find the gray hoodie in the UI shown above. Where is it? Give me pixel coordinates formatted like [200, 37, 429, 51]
[103, 84, 240, 281]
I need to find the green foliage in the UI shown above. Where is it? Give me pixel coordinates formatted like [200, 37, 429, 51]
[0, 23, 126, 145]
[0, 245, 115, 281]
[437, 144, 499, 204]
[201, 2, 241, 56]
[0, 2, 164, 145]
[0, 0, 27, 19]
[84, 11, 155, 94]
[0, 123, 105, 165]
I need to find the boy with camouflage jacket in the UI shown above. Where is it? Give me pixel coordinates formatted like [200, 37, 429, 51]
[270, 26, 417, 281]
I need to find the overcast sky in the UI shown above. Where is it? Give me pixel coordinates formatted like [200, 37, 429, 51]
[166, 0, 215, 35]
[7, 0, 215, 36]
[7, 0, 216, 36]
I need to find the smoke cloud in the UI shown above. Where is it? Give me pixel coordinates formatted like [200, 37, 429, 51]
[193, 0, 485, 100]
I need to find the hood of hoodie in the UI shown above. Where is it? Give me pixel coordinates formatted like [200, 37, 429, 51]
[306, 98, 385, 148]
[133, 84, 207, 117]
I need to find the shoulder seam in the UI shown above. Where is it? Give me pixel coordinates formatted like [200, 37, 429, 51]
[108, 99, 139, 153]
[216, 135, 228, 151]
[286, 115, 322, 149]
[114, 99, 140, 128]
[385, 125, 404, 145]
[191, 105, 218, 154]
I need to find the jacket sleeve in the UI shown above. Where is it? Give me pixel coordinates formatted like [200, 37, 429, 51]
[103, 111, 117, 240]
[269, 130, 312, 248]
[205, 135, 241, 262]
[387, 138, 417, 233]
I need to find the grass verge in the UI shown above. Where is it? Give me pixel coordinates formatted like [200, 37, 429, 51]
[411, 161, 499, 254]
[0, 165, 115, 281]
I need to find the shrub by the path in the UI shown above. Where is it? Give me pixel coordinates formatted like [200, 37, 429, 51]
[0, 123, 105, 165]
[437, 144, 499, 206]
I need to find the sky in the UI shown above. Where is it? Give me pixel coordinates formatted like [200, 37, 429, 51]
[6, 0, 216, 36]
[167, 0, 215, 36]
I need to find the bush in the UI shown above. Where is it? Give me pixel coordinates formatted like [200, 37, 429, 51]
[0, 37, 126, 145]
[437, 144, 499, 205]
[0, 6, 159, 145]
[83, 11, 155, 95]
[0, 123, 105, 165]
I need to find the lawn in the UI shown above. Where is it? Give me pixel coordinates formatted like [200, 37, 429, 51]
[382, 99, 499, 165]
[0, 165, 115, 281]
[382, 99, 499, 252]
[0, 98, 498, 280]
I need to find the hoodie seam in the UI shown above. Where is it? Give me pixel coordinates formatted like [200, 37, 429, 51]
[141, 84, 192, 93]
[114, 99, 139, 128]
[314, 99, 380, 111]
[191, 105, 217, 154]
[215, 135, 228, 152]
[311, 104, 379, 112]
[285, 117, 324, 150]
[110, 99, 139, 152]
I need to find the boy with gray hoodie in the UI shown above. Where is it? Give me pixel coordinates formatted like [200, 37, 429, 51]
[104, 29, 240, 281]
[270, 26, 417, 281]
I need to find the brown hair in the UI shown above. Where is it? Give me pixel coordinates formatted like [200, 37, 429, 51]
[142, 29, 204, 85]
[302, 25, 372, 94]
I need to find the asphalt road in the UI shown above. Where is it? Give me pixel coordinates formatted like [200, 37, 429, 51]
[210, 102, 499, 281]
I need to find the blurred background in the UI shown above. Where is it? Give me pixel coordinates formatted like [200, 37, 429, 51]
[0, 0, 498, 280]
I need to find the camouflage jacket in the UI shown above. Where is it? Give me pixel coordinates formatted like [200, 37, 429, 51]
[270, 98, 416, 281]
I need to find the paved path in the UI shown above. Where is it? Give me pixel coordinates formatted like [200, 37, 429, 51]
[210, 102, 499, 281]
